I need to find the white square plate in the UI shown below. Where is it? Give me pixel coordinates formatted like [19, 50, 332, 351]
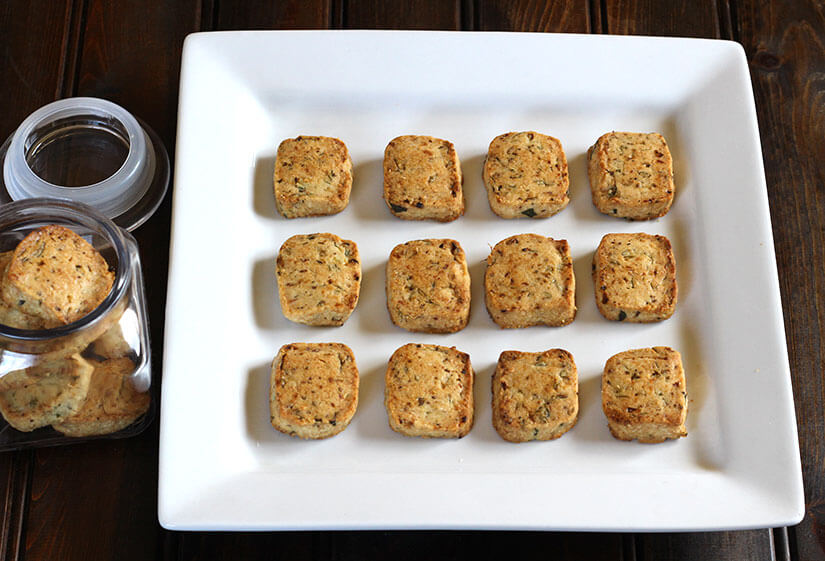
[160, 31, 803, 531]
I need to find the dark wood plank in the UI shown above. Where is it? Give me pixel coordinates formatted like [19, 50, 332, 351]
[604, 0, 720, 36]
[345, 0, 461, 29]
[20, 1, 202, 560]
[0, 2, 76, 559]
[735, 2, 825, 560]
[637, 531, 774, 561]
[216, 0, 331, 30]
[476, 0, 591, 32]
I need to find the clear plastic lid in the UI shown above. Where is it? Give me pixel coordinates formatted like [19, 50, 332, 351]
[0, 97, 169, 231]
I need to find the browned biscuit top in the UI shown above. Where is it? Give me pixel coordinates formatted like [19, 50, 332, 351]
[385, 343, 473, 437]
[602, 346, 686, 428]
[386, 239, 470, 333]
[274, 136, 352, 218]
[273, 343, 358, 428]
[2, 225, 114, 327]
[483, 131, 569, 218]
[383, 135, 463, 220]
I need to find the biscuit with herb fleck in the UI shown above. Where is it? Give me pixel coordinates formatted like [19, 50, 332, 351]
[383, 135, 464, 222]
[52, 356, 149, 437]
[386, 239, 470, 333]
[1, 225, 114, 327]
[270, 343, 359, 439]
[276, 233, 361, 327]
[384, 343, 473, 438]
[587, 132, 674, 220]
[0, 251, 46, 330]
[602, 347, 687, 443]
[273, 136, 353, 218]
[0, 354, 93, 431]
[485, 234, 576, 328]
[492, 349, 578, 442]
[482, 131, 569, 219]
[593, 233, 677, 322]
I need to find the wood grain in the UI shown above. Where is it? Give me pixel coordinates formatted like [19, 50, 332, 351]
[216, 0, 331, 30]
[476, 0, 591, 32]
[603, 0, 721, 37]
[736, 1, 825, 560]
[345, 0, 461, 29]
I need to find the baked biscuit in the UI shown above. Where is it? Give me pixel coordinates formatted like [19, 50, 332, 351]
[1, 225, 114, 327]
[587, 131, 674, 220]
[384, 343, 473, 438]
[485, 234, 576, 328]
[276, 233, 361, 326]
[482, 131, 569, 219]
[0, 251, 46, 330]
[602, 347, 687, 443]
[52, 357, 150, 437]
[273, 136, 353, 218]
[383, 135, 464, 222]
[88, 323, 133, 359]
[270, 343, 359, 439]
[593, 233, 677, 322]
[386, 239, 470, 333]
[0, 354, 93, 431]
[492, 349, 578, 442]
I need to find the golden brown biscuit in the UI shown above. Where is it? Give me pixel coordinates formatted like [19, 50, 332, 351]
[276, 233, 361, 327]
[485, 234, 576, 328]
[602, 347, 687, 443]
[492, 349, 578, 442]
[0, 251, 46, 330]
[273, 136, 353, 218]
[0, 354, 93, 431]
[1, 225, 114, 327]
[384, 343, 474, 438]
[52, 357, 150, 437]
[385, 239, 470, 333]
[269, 343, 359, 439]
[482, 131, 569, 219]
[383, 135, 464, 222]
[87, 323, 133, 359]
[593, 233, 677, 322]
[587, 131, 674, 220]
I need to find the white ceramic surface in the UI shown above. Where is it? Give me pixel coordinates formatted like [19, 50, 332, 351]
[160, 31, 803, 531]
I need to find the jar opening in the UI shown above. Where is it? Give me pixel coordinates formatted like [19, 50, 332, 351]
[25, 114, 130, 188]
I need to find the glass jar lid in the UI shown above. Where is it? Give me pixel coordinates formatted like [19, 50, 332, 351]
[0, 97, 169, 231]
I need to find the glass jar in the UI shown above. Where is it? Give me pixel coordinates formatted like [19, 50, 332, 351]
[0, 198, 152, 449]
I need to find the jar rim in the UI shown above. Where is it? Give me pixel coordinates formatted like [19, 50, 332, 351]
[0, 198, 132, 342]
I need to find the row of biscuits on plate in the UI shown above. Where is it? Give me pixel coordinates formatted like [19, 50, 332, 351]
[273, 131, 675, 222]
[270, 342, 687, 444]
[276, 232, 678, 331]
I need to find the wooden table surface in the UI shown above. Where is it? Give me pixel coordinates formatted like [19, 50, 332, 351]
[1, 1, 822, 559]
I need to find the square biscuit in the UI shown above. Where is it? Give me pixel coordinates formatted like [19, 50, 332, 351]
[276, 233, 361, 327]
[492, 349, 578, 442]
[593, 233, 677, 322]
[270, 343, 359, 439]
[1, 225, 114, 327]
[386, 239, 470, 333]
[587, 131, 675, 220]
[383, 135, 464, 222]
[485, 234, 576, 328]
[384, 343, 474, 438]
[0, 354, 93, 432]
[52, 357, 150, 437]
[482, 131, 570, 219]
[602, 347, 687, 443]
[273, 136, 353, 218]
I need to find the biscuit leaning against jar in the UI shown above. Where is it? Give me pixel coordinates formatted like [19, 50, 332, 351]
[0, 225, 148, 435]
